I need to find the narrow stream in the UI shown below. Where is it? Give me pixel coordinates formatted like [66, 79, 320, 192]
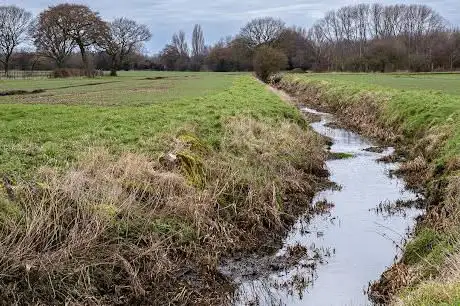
[227, 106, 422, 306]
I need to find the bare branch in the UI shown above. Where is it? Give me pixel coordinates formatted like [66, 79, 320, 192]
[0, 6, 32, 73]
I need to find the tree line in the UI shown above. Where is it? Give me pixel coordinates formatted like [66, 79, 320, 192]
[1, 3, 460, 76]
[0, 4, 151, 76]
[310, 4, 460, 72]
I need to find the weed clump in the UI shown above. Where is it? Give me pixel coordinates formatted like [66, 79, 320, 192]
[328, 152, 354, 160]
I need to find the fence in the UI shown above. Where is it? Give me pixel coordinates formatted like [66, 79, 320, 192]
[0, 70, 52, 80]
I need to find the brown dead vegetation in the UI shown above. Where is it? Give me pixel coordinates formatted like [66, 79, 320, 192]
[0, 116, 326, 305]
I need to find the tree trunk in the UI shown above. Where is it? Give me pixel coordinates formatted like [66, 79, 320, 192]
[77, 43, 91, 77]
[3, 54, 10, 76]
[56, 57, 64, 69]
[110, 55, 118, 76]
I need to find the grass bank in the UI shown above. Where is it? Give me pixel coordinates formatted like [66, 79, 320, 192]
[273, 72, 460, 305]
[0, 72, 327, 304]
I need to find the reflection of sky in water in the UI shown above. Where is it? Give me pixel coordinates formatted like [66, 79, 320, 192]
[233, 109, 422, 306]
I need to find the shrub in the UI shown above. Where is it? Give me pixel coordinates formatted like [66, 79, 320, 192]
[253, 46, 288, 82]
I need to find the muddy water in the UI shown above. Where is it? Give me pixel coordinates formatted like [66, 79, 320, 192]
[228, 106, 422, 306]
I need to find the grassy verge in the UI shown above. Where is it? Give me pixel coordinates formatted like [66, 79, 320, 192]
[273, 73, 460, 305]
[0, 72, 327, 304]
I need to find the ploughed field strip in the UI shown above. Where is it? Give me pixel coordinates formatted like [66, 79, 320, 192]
[0, 72, 328, 305]
[274, 72, 460, 305]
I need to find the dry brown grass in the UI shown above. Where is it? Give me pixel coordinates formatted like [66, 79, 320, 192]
[0, 116, 326, 305]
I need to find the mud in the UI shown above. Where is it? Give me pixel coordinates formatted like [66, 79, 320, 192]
[364, 146, 387, 154]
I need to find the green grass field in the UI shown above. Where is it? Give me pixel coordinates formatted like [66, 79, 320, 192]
[303, 73, 460, 95]
[0, 71, 303, 176]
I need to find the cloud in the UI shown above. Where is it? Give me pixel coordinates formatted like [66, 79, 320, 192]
[3, 0, 460, 53]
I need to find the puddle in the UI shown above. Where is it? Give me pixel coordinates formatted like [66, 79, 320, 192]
[224, 106, 422, 306]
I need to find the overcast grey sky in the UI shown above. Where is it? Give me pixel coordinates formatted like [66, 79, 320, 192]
[5, 0, 460, 53]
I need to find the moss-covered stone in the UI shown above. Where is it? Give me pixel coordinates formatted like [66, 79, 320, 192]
[177, 132, 210, 154]
[176, 152, 206, 188]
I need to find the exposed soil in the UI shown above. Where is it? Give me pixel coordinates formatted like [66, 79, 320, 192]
[219, 244, 313, 282]
[364, 146, 387, 153]
[377, 153, 407, 164]
[323, 121, 343, 129]
[56, 81, 119, 90]
[143, 76, 168, 80]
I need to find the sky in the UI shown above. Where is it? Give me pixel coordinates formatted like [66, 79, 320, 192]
[5, 0, 460, 54]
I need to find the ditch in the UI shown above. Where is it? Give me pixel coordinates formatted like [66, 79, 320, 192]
[221, 96, 424, 306]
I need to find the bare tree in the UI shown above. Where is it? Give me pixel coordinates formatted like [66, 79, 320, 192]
[31, 8, 76, 68]
[159, 31, 190, 70]
[172, 31, 189, 56]
[277, 27, 315, 70]
[448, 29, 460, 70]
[192, 24, 205, 57]
[45, 4, 108, 76]
[311, 3, 448, 72]
[239, 17, 285, 48]
[100, 18, 151, 76]
[159, 44, 180, 70]
[0, 6, 32, 74]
